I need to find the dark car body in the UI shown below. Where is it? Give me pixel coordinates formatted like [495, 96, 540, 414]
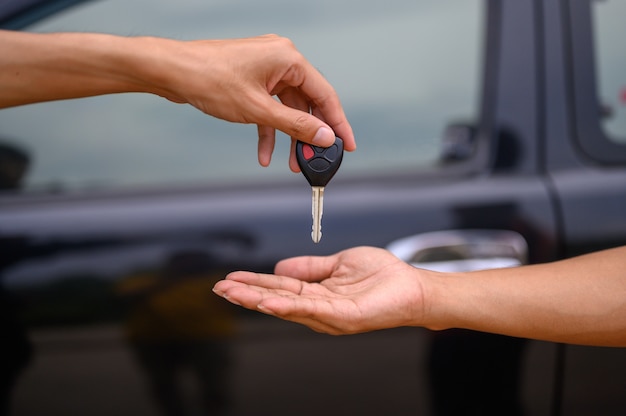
[1, 0, 626, 415]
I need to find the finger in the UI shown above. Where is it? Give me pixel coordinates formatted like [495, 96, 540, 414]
[222, 271, 306, 294]
[277, 88, 311, 172]
[213, 275, 337, 333]
[288, 138, 300, 172]
[280, 61, 356, 152]
[258, 295, 362, 335]
[213, 276, 296, 313]
[274, 254, 338, 283]
[278, 86, 312, 122]
[311, 104, 325, 123]
[257, 125, 275, 166]
[214, 272, 357, 335]
[257, 296, 342, 334]
[253, 92, 335, 147]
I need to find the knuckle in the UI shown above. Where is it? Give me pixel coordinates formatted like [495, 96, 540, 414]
[274, 34, 295, 47]
[290, 114, 311, 137]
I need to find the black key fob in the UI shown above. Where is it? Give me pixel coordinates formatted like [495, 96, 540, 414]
[296, 137, 344, 187]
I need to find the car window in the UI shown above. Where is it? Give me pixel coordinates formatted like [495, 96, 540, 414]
[0, 0, 484, 194]
[592, 0, 626, 144]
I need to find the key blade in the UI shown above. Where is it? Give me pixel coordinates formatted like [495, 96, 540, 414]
[311, 186, 324, 243]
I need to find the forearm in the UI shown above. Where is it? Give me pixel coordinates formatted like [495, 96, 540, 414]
[0, 30, 171, 107]
[1, 30, 355, 155]
[424, 246, 626, 346]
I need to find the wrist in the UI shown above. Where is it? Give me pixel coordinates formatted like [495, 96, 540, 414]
[105, 35, 174, 96]
[416, 270, 470, 332]
[123, 36, 172, 93]
[126, 36, 211, 104]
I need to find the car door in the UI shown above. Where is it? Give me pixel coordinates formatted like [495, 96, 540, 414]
[542, 0, 626, 414]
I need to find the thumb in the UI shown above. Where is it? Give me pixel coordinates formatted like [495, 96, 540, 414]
[274, 254, 337, 283]
[264, 99, 336, 147]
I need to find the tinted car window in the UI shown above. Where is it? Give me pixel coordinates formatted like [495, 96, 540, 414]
[0, 0, 483, 193]
[592, 0, 626, 144]
[568, 0, 626, 164]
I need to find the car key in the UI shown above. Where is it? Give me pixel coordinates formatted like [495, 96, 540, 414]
[296, 137, 344, 243]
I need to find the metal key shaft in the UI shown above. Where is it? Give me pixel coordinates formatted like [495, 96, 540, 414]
[311, 186, 324, 243]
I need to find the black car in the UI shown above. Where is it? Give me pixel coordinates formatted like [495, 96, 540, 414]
[1, 0, 626, 415]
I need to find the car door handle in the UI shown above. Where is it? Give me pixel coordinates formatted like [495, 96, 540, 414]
[386, 229, 528, 272]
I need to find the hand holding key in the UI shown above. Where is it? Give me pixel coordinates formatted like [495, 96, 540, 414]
[296, 137, 344, 243]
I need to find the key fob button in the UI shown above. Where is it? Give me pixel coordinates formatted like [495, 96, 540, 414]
[302, 144, 315, 160]
[323, 145, 338, 161]
[310, 158, 331, 172]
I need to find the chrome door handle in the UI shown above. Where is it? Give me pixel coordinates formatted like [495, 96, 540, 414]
[386, 229, 528, 272]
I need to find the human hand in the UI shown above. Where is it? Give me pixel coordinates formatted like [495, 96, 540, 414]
[1, 31, 354, 171]
[152, 34, 356, 171]
[213, 247, 427, 334]
[215, 245, 626, 345]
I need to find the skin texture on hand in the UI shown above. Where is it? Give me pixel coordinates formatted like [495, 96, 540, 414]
[149, 34, 356, 171]
[213, 247, 429, 335]
[214, 246, 626, 347]
[0, 31, 355, 170]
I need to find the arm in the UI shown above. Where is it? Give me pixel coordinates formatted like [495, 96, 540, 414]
[429, 246, 626, 346]
[213, 246, 626, 346]
[0, 30, 355, 170]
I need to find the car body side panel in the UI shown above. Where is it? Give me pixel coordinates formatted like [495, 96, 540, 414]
[0, 174, 559, 416]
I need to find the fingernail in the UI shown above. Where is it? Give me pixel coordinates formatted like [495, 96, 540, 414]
[257, 304, 274, 315]
[213, 289, 241, 306]
[312, 126, 333, 146]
